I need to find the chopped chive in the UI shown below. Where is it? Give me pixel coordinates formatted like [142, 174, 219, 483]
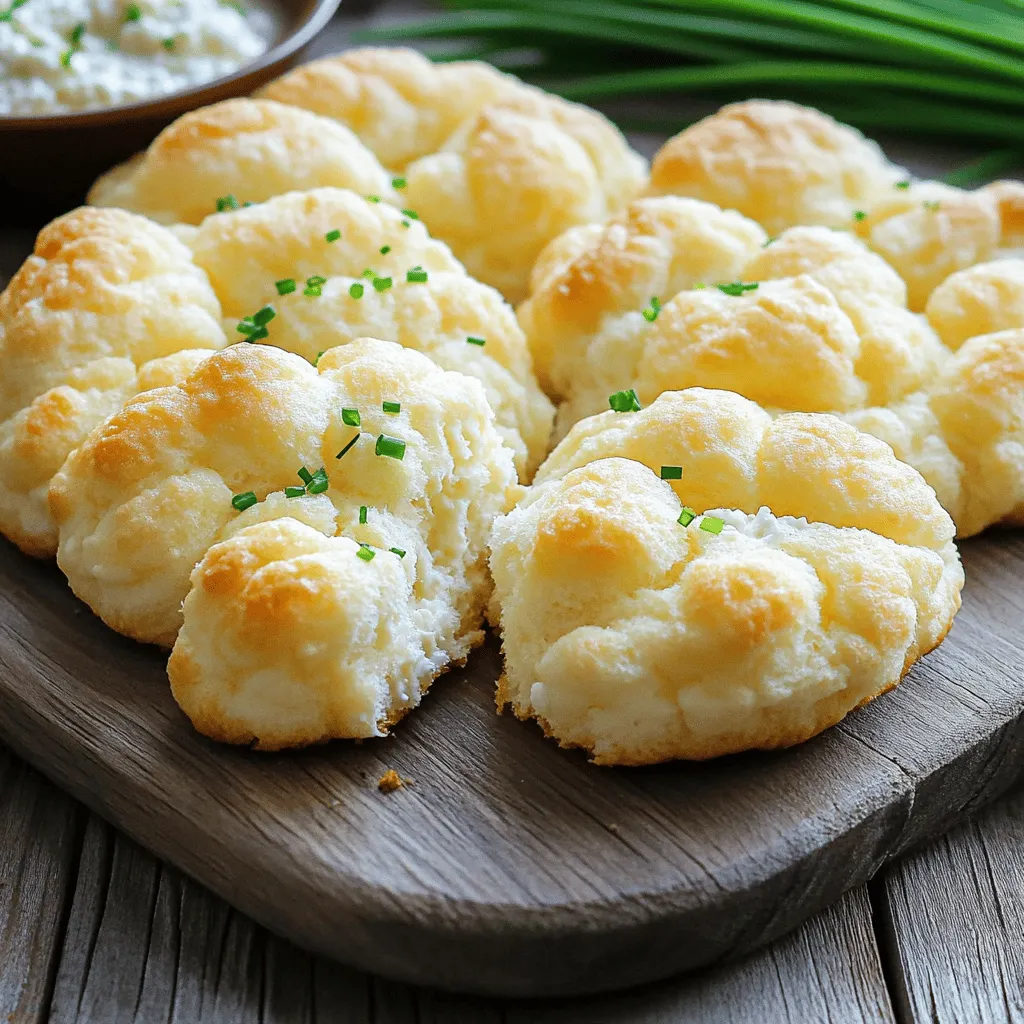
[342, 408, 360, 427]
[362, 268, 375, 278]
[694, 282, 706, 289]
[641, 296, 661, 322]
[349, 282, 364, 299]
[252, 305, 275, 326]
[306, 275, 326, 287]
[375, 434, 406, 460]
[372, 276, 393, 292]
[389, 546, 406, 558]
[359, 505, 368, 524]
[660, 465, 682, 480]
[717, 281, 759, 297]
[677, 507, 696, 527]
[923, 200, 941, 212]
[608, 388, 641, 413]
[215, 194, 239, 213]
[313, 350, 325, 366]
[70, 21, 85, 44]
[406, 266, 428, 284]
[303, 280, 323, 298]
[700, 516, 725, 535]
[762, 237, 777, 247]
[235, 320, 256, 335]
[895, 180, 911, 190]
[325, 229, 341, 243]
[379, 244, 391, 255]
[284, 486, 305, 498]
[401, 220, 410, 228]
[59, 47, 73, 67]
[275, 278, 296, 295]
[336, 434, 359, 460]
[161, 35, 175, 50]
[392, 176, 407, 189]
[356, 544, 375, 561]
[853, 210, 867, 222]
[466, 336, 486, 347]
[231, 491, 257, 512]
[247, 326, 268, 342]
[306, 467, 329, 495]
[366, 195, 381, 203]
[382, 400, 400, 414]
[297, 466, 313, 486]
[401, 209, 419, 220]
[124, 2, 141, 20]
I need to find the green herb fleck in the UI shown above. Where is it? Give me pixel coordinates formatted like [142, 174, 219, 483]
[895, 180, 911, 190]
[392, 176, 407, 189]
[853, 210, 867, 222]
[389, 546, 406, 558]
[608, 389, 641, 413]
[124, 2, 141, 20]
[306, 467, 329, 495]
[349, 282, 364, 299]
[359, 505, 368, 524]
[275, 278, 296, 295]
[375, 434, 406, 460]
[401, 220, 410, 228]
[303, 275, 326, 297]
[161, 35, 175, 50]
[372, 276, 392, 292]
[284, 486, 305, 498]
[379, 244, 391, 255]
[336, 434, 359, 460]
[356, 544, 375, 562]
[406, 266, 428, 283]
[677, 507, 696, 527]
[641, 296, 661, 322]
[59, 47, 73, 67]
[660, 465, 682, 480]
[215, 194, 239, 212]
[382, 400, 400, 414]
[342, 408, 360, 427]
[717, 281, 759, 297]
[297, 467, 313, 486]
[236, 304, 275, 341]
[231, 491, 257, 512]
[366, 194, 381, 203]
[313, 350, 324, 366]
[700, 515, 725, 534]
[401, 209, 419, 220]
[70, 21, 85, 44]
[466, 336, 486, 347]
[325, 229, 341, 243]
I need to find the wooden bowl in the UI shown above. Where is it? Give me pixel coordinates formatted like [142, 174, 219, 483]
[0, 0, 342, 225]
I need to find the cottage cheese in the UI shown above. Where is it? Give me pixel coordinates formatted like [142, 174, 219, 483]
[0, 0, 277, 115]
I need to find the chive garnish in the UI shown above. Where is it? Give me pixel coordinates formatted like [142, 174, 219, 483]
[357, 544, 375, 561]
[325, 229, 341, 243]
[59, 47, 73, 67]
[700, 516, 725, 534]
[401, 220, 410, 228]
[372, 276, 393, 292]
[232, 491, 257, 512]
[608, 388, 641, 413]
[284, 486, 305, 498]
[677, 507, 696, 526]
[124, 2, 141, 20]
[359, 505, 368, 524]
[236, 304, 275, 341]
[379, 245, 391, 255]
[406, 266, 428, 283]
[401, 209, 419, 220]
[366, 195, 381, 203]
[660, 466, 682, 480]
[275, 278, 296, 295]
[392, 176, 407, 189]
[895, 180, 911, 189]
[853, 210, 867, 221]
[375, 434, 406, 460]
[303, 275, 327, 298]
[717, 281, 759, 297]
[297, 467, 313, 486]
[161, 35, 175, 50]
[306, 467, 329, 494]
[467, 336, 486, 347]
[216, 194, 239, 212]
[342, 408, 360, 427]
[336, 434, 359, 460]
[349, 283, 364, 299]
[641, 296, 661, 322]
[382, 400, 400, 414]
[70, 21, 85, 44]
[390, 546, 406, 558]
[362, 268, 375, 278]
[313, 351, 324, 366]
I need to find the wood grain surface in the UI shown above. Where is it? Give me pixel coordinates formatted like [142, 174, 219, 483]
[0, 529, 1022, 998]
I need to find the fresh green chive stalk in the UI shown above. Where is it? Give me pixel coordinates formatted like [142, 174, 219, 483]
[231, 491, 257, 512]
[608, 388, 641, 412]
[375, 434, 406, 460]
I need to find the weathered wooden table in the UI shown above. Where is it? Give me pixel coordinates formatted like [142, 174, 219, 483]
[3, 5, 1024, 1020]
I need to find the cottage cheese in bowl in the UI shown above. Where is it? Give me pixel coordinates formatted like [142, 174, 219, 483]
[0, 0, 278, 115]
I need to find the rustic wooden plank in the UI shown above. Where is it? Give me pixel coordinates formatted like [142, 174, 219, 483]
[0, 748, 82, 1024]
[874, 782, 1024, 1024]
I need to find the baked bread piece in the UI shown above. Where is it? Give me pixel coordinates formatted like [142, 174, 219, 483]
[647, 100, 903, 234]
[490, 395, 963, 765]
[88, 99, 395, 226]
[520, 202, 944, 434]
[190, 187, 553, 475]
[259, 47, 649, 301]
[648, 100, 1003, 310]
[0, 207, 226, 557]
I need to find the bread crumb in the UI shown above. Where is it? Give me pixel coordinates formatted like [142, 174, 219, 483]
[378, 769, 412, 793]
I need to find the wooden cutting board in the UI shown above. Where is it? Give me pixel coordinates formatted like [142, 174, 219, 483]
[0, 533, 1022, 998]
